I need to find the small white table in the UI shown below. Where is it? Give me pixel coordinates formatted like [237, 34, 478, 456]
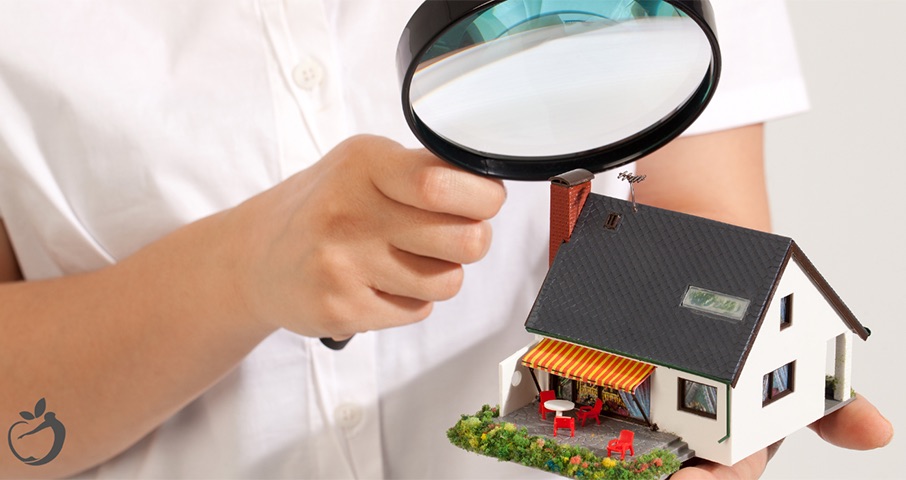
[543, 399, 575, 417]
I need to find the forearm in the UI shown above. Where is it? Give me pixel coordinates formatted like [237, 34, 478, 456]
[0, 211, 274, 478]
[635, 124, 771, 232]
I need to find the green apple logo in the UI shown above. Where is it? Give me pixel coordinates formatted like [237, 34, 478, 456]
[7, 398, 65, 466]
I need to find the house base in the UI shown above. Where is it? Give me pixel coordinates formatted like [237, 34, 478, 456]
[824, 396, 855, 417]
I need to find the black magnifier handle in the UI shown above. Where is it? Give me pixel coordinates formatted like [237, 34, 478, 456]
[320, 336, 353, 350]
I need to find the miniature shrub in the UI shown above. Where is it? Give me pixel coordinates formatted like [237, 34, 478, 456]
[825, 375, 837, 400]
[628, 449, 681, 478]
[447, 406, 680, 479]
[824, 376, 857, 400]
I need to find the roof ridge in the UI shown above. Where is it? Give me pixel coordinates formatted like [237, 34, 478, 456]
[587, 193, 792, 244]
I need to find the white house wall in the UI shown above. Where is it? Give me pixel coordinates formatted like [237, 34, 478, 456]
[649, 368, 731, 465]
[498, 343, 539, 417]
[729, 258, 850, 463]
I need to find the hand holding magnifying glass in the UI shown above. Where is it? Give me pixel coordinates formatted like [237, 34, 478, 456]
[307, 136, 504, 350]
[229, 134, 501, 348]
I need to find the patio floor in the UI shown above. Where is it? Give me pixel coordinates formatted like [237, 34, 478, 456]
[499, 400, 695, 463]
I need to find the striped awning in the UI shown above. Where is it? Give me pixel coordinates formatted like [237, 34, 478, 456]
[522, 338, 655, 393]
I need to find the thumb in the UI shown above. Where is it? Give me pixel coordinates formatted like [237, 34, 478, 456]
[809, 393, 893, 450]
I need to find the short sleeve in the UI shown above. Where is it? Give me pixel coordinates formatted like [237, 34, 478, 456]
[683, 0, 809, 136]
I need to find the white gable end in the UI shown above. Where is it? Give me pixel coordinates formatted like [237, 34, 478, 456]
[729, 257, 852, 463]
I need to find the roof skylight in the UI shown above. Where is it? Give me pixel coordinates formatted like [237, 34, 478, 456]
[681, 286, 750, 321]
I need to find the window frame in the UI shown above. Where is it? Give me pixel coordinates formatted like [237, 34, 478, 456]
[677, 378, 718, 420]
[780, 294, 793, 330]
[762, 361, 796, 407]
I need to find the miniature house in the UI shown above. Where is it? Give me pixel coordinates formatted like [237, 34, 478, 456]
[498, 169, 870, 466]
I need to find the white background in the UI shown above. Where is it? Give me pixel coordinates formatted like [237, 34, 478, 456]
[762, 1, 904, 478]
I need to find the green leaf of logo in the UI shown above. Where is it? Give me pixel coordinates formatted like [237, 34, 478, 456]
[34, 398, 46, 418]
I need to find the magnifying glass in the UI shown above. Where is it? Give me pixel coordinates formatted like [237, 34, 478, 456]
[321, 0, 720, 350]
[397, 0, 720, 180]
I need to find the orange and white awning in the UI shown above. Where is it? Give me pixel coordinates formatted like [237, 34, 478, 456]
[521, 338, 655, 393]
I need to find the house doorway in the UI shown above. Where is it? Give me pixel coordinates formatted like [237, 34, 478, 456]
[552, 376, 652, 425]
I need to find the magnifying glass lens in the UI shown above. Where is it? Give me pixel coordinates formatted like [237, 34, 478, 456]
[409, 1, 712, 159]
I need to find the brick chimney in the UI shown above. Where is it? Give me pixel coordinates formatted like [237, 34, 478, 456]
[549, 169, 594, 266]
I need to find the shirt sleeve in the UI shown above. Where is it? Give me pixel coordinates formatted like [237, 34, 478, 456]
[683, 0, 809, 136]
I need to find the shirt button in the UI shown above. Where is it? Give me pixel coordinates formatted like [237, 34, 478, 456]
[292, 59, 324, 91]
[334, 403, 363, 429]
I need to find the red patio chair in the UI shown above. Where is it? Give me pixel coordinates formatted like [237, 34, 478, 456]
[553, 416, 575, 437]
[607, 430, 635, 460]
[538, 390, 556, 420]
[575, 398, 603, 427]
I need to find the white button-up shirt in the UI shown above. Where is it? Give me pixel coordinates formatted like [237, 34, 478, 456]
[0, 1, 806, 478]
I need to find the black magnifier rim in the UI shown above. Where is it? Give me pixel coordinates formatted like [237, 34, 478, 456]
[397, 0, 721, 181]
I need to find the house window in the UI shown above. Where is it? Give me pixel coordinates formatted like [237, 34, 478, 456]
[763, 362, 795, 406]
[678, 378, 718, 419]
[780, 294, 793, 330]
[553, 376, 573, 402]
[577, 381, 600, 406]
[681, 286, 750, 322]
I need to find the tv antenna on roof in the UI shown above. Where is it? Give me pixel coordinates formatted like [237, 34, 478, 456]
[618, 171, 646, 213]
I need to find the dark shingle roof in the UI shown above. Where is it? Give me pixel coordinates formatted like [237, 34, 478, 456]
[525, 194, 794, 385]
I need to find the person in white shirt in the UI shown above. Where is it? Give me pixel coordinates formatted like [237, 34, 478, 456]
[0, 1, 891, 479]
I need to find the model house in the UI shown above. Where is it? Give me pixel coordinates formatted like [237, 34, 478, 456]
[497, 169, 870, 466]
